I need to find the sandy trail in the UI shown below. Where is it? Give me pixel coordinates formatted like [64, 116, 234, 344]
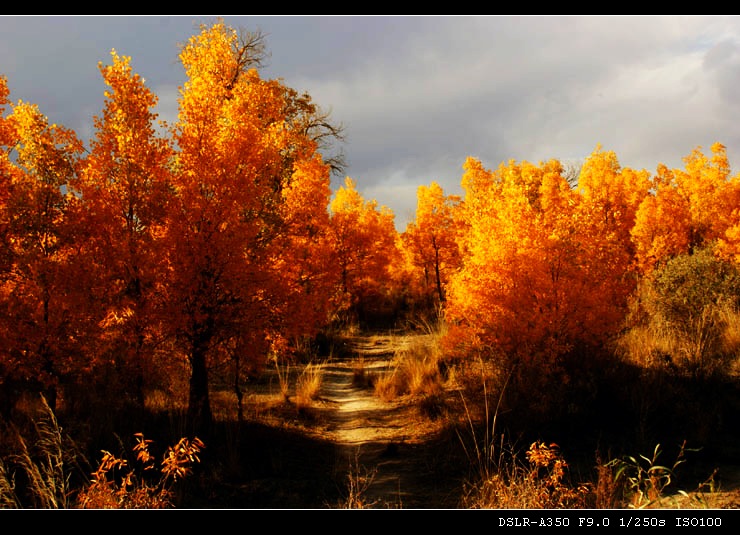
[315, 334, 438, 508]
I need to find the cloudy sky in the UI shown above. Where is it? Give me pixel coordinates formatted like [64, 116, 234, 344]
[2, 15, 740, 229]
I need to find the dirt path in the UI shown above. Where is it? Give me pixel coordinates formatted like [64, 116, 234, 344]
[315, 333, 454, 508]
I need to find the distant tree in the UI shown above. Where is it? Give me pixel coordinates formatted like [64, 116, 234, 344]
[632, 143, 739, 273]
[0, 75, 15, 280]
[328, 177, 400, 326]
[401, 181, 462, 309]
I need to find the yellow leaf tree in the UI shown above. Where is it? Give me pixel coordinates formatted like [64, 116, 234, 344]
[0, 75, 19, 416]
[574, 146, 651, 344]
[401, 181, 462, 313]
[445, 150, 648, 394]
[632, 143, 739, 273]
[328, 177, 401, 326]
[165, 21, 340, 435]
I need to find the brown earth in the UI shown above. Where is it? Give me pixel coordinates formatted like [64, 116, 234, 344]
[227, 331, 740, 510]
[305, 333, 463, 508]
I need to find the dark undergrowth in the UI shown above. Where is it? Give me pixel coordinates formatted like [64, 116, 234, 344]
[2, 338, 740, 509]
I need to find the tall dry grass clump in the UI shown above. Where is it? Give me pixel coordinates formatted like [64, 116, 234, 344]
[461, 440, 592, 509]
[456, 365, 593, 509]
[0, 395, 81, 508]
[373, 321, 451, 418]
[336, 449, 379, 509]
[295, 361, 324, 410]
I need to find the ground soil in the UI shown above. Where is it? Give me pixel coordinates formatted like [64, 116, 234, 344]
[222, 331, 740, 510]
[305, 333, 464, 508]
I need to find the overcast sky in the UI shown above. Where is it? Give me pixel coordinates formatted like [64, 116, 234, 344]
[2, 15, 740, 229]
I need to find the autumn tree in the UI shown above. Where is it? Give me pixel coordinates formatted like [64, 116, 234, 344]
[0, 76, 14, 283]
[444, 150, 648, 401]
[268, 155, 338, 343]
[0, 98, 83, 412]
[718, 186, 740, 264]
[445, 157, 578, 372]
[401, 182, 462, 313]
[625, 144, 740, 379]
[164, 21, 340, 435]
[69, 50, 174, 409]
[328, 177, 401, 327]
[0, 75, 17, 416]
[573, 147, 651, 344]
[630, 164, 693, 274]
[632, 143, 740, 273]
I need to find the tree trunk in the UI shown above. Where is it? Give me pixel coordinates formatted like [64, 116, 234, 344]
[187, 333, 213, 439]
[234, 350, 244, 424]
[433, 240, 445, 304]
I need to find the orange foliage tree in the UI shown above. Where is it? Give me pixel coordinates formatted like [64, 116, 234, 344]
[0, 75, 18, 415]
[401, 181, 463, 313]
[270, 155, 338, 344]
[573, 147, 651, 343]
[632, 143, 739, 273]
[328, 177, 401, 326]
[0, 96, 84, 412]
[444, 150, 649, 390]
[69, 50, 174, 409]
[164, 21, 339, 435]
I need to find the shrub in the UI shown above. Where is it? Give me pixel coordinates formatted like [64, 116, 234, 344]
[648, 244, 740, 329]
[624, 243, 740, 379]
[461, 440, 591, 509]
[76, 433, 205, 509]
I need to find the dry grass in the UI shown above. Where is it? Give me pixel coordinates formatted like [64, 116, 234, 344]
[461, 441, 592, 509]
[455, 363, 599, 509]
[373, 327, 447, 401]
[6, 316, 735, 510]
[618, 300, 740, 379]
[0, 396, 76, 508]
[336, 448, 379, 509]
[295, 362, 324, 410]
[454, 364, 726, 510]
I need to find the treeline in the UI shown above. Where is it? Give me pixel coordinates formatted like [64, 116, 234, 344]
[443, 146, 740, 386]
[2, 19, 740, 448]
